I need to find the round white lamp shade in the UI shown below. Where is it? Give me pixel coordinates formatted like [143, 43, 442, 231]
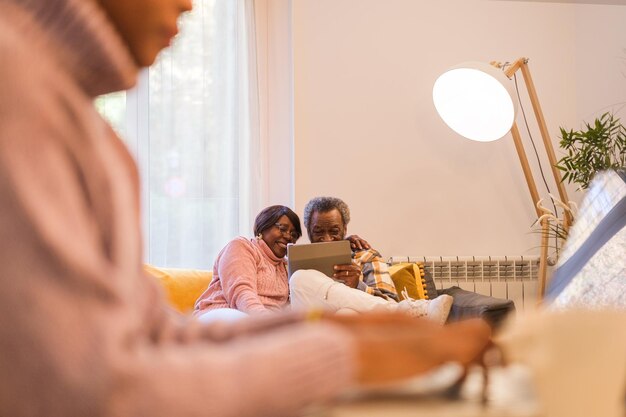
[433, 62, 518, 142]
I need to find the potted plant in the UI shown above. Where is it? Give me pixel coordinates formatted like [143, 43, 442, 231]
[534, 112, 626, 263]
[556, 112, 626, 190]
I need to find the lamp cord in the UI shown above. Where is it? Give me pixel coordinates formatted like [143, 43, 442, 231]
[512, 72, 561, 252]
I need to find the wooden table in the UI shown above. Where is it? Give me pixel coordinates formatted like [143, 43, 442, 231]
[310, 365, 542, 417]
[321, 398, 541, 417]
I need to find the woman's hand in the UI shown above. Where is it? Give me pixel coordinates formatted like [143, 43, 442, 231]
[346, 234, 371, 251]
[333, 260, 362, 288]
[327, 313, 491, 385]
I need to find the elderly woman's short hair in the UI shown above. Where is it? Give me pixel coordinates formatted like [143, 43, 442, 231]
[253, 205, 302, 239]
[303, 197, 350, 236]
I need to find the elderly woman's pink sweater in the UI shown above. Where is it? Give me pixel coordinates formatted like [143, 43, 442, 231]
[0, 0, 355, 416]
[195, 237, 290, 314]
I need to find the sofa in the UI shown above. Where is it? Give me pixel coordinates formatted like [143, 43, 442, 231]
[145, 260, 515, 327]
[144, 264, 213, 314]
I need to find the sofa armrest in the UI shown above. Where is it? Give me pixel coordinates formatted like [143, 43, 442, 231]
[439, 286, 515, 329]
[144, 264, 213, 314]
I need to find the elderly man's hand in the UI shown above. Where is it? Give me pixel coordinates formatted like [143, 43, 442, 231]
[346, 234, 371, 251]
[333, 260, 362, 288]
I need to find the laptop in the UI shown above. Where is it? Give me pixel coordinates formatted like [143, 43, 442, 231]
[287, 240, 352, 278]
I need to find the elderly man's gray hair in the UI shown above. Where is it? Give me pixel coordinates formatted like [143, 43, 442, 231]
[303, 196, 351, 237]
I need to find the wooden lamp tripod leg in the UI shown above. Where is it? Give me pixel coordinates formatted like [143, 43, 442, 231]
[510, 122, 549, 299]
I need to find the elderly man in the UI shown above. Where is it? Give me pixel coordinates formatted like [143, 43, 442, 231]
[289, 197, 453, 323]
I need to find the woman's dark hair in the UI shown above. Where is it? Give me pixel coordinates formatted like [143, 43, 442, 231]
[253, 205, 302, 240]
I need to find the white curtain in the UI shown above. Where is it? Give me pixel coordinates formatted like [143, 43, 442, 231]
[97, 0, 266, 269]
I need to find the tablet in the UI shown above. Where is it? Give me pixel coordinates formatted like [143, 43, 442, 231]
[287, 240, 352, 278]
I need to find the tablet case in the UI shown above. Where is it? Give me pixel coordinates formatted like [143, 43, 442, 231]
[287, 240, 352, 278]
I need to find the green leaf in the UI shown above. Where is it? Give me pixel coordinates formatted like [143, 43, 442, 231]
[556, 112, 625, 189]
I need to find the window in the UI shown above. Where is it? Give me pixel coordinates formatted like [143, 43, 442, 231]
[97, 0, 272, 269]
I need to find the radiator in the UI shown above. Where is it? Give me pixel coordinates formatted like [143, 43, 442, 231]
[388, 256, 540, 311]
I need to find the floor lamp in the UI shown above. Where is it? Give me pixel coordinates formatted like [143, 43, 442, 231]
[432, 57, 571, 298]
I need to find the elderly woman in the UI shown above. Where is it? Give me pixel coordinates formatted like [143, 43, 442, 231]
[290, 197, 453, 324]
[194, 205, 302, 322]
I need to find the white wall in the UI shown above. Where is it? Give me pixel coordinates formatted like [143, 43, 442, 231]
[292, 0, 626, 258]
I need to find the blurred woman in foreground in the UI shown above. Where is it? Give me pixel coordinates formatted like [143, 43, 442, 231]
[0, 0, 491, 416]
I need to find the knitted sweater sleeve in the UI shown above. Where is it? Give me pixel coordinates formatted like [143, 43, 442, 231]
[216, 238, 270, 313]
[0, 33, 355, 417]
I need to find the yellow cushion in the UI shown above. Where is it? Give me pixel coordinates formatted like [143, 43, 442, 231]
[389, 262, 429, 301]
[144, 264, 213, 314]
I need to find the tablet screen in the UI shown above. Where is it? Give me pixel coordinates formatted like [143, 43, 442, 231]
[287, 240, 352, 278]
